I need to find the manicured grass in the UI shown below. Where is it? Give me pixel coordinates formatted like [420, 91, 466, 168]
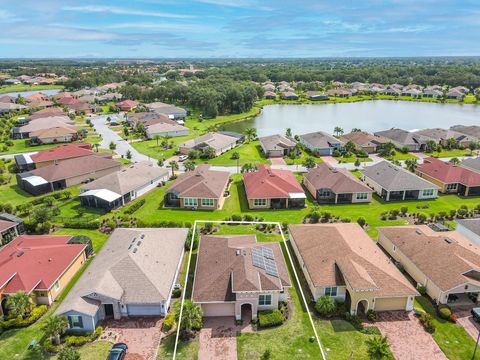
[427, 149, 473, 158]
[53, 228, 109, 253]
[335, 156, 372, 164]
[157, 333, 199, 360]
[415, 296, 480, 360]
[284, 149, 323, 165]
[205, 141, 270, 166]
[382, 152, 418, 161]
[0, 139, 60, 155]
[0, 84, 63, 94]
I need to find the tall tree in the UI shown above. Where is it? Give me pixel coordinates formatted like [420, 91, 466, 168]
[109, 141, 116, 153]
[172, 300, 203, 337]
[333, 126, 344, 137]
[169, 161, 179, 177]
[42, 315, 69, 345]
[6, 291, 34, 318]
[245, 128, 257, 143]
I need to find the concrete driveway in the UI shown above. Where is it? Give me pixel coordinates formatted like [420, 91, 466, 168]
[101, 317, 163, 360]
[376, 311, 447, 360]
[89, 114, 154, 164]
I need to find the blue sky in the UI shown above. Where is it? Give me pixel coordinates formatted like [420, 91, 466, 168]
[0, 0, 479, 58]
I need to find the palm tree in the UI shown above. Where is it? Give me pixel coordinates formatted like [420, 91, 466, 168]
[109, 141, 116, 153]
[302, 156, 316, 169]
[42, 315, 69, 345]
[404, 158, 418, 172]
[314, 296, 336, 317]
[6, 291, 34, 318]
[245, 128, 257, 143]
[285, 128, 292, 138]
[184, 160, 196, 171]
[344, 141, 356, 154]
[173, 300, 203, 337]
[125, 150, 132, 160]
[157, 158, 165, 167]
[366, 336, 391, 359]
[468, 141, 478, 155]
[333, 126, 344, 137]
[231, 151, 240, 173]
[351, 128, 362, 133]
[154, 134, 161, 147]
[446, 137, 458, 150]
[449, 157, 460, 165]
[169, 161, 179, 177]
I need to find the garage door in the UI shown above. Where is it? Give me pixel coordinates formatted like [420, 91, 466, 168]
[375, 297, 408, 311]
[202, 303, 235, 317]
[127, 304, 162, 316]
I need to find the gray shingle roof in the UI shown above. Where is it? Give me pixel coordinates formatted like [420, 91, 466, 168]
[457, 219, 480, 237]
[461, 157, 480, 173]
[362, 161, 439, 191]
[300, 131, 343, 149]
[259, 134, 296, 152]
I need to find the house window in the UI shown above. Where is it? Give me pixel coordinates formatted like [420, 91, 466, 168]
[356, 192, 368, 200]
[184, 198, 198, 207]
[393, 245, 397, 252]
[68, 315, 84, 329]
[53, 281, 60, 291]
[259, 294, 272, 306]
[446, 183, 457, 191]
[254, 199, 267, 206]
[325, 287, 337, 297]
[201, 198, 214, 207]
[318, 189, 331, 197]
[422, 189, 434, 197]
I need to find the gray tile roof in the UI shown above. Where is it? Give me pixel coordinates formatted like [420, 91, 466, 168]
[461, 157, 480, 173]
[56, 228, 188, 316]
[300, 131, 343, 149]
[457, 219, 480, 237]
[179, 132, 238, 152]
[259, 134, 296, 152]
[362, 161, 439, 191]
[374, 128, 432, 146]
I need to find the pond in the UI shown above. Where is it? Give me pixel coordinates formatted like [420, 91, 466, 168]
[221, 101, 480, 137]
[3, 89, 62, 98]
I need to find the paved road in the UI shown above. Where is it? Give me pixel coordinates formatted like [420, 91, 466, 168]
[89, 114, 155, 164]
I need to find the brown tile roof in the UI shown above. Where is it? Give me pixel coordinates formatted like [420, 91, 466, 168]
[304, 163, 373, 194]
[29, 126, 77, 140]
[29, 155, 121, 182]
[259, 134, 296, 152]
[166, 164, 229, 199]
[289, 224, 417, 297]
[192, 235, 291, 302]
[378, 225, 480, 292]
[341, 131, 388, 148]
[243, 165, 304, 199]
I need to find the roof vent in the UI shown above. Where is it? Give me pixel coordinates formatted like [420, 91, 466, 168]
[133, 248, 138, 253]
[236, 249, 240, 256]
[444, 237, 454, 244]
[415, 229, 422, 235]
[16, 251, 24, 257]
[137, 241, 142, 246]
[140, 234, 145, 239]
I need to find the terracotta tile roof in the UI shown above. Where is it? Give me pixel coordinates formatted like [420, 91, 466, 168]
[116, 100, 138, 109]
[30, 143, 93, 163]
[58, 97, 80, 106]
[378, 225, 480, 292]
[28, 155, 121, 182]
[192, 235, 291, 302]
[417, 157, 480, 187]
[0, 235, 85, 294]
[243, 165, 304, 199]
[304, 163, 373, 194]
[167, 164, 229, 199]
[25, 93, 46, 102]
[289, 224, 417, 297]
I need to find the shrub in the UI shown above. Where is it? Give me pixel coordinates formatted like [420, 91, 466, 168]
[58, 346, 81, 360]
[91, 326, 103, 340]
[344, 312, 363, 330]
[315, 296, 336, 317]
[361, 326, 381, 335]
[310, 211, 321, 223]
[63, 220, 99, 229]
[341, 217, 351, 223]
[64, 335, 90, 346]
[163, 313, 175, 332]
[417, 285, 427, 296]
[400, 206, 408, 215]
[366, 309, 377, 322]
[366, 336, 391, 359]
[357, 217, 366, 227]
[172, 288, 182, 298]
[42, 338, 59, 353]
[450, 313, 458, 323]
[419, 313, 435, 333]
[438, 306, 451, 320]
[258, 309, 285, 328]
[231, 214, 242, 222]
[125, 199, 146, 214]
[243, 214, 254, 222]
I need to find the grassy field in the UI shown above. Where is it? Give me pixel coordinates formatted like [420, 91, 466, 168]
[427, 149, 474, 158]
[336, 156, 373, 164]
[415, 297, 480, 360]
[0, 84, 63, 94]
[382, 152, 419, 161]
[206, 141, 270, 166]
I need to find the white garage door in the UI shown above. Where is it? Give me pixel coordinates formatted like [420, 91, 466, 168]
[202, 303, 235, 317]
[127, 304, 162, 316]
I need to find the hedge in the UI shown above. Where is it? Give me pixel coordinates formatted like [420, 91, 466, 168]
[0, 305, 48, 330]
[63, 220, 100, 229]
[258, 309, 285, 328]
[125, 199, 146, 214]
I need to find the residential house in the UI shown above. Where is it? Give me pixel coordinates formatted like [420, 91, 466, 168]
[96, 93, 122, 103]
[264, 91, 276, 99]
[263, 83, 275, 92]
[80, 162, 169, 210]
[456, 219, 480, 247]
[0, 235, 88, 316]
[340, 131, 388, 153]
[289, 224, 418, 314]
[0, 213, 24, 246]
[422, 89, 443, 98]
[401, 88, 422, 97]
[446, 89, 465, 100]
[14, 116, 76, 139]
[17, 155, 122, 195]
[0, 102, 26, 114]
[414, 128, 478, 148]
[15, 143, 94, 172]
[327, 89, 352, 97]
[116, 100, 139, 112]
[374, 128, 432, 152]
[281, 91, 298, 100]
[304, 163, 373, 204]
[28, 107, 66, 121]
[415, 157, 480, 196]
[146, 122, 189, 139]
[259, 134, 296, 158]
[178, 132, 238, 156]
[378, 225, 480, 306]
[299, 131, 344, 155]
[29, 126, 78, 144]
[0, 95, 16, 103]
[164, 165, 230, 209]
[145, 102, 187, 120]
[361, 161, 439, 201]
[243, 165, 306, 209]
[192, 234, 291, 320]
[55, 228, 188, 331]
[450, 125, 480, 140]
[127, 112, 174, 127]
[305, 91, 329, 100]
[461, 157, 480, 174]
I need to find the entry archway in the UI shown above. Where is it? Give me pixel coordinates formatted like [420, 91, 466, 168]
[240, 303, 253, 322]
[356, 299, 369, 316]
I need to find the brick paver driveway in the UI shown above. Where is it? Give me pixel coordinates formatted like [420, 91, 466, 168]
[456, 310, 480, 340]
[102, 317, 163, 360]
[270, 157, 287, 165]
[376, 311, 447, 360]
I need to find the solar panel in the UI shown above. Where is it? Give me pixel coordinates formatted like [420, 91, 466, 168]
[264, 258, 278, 277]
[252, 248, 265, 269]
[262, 247, 275, 259]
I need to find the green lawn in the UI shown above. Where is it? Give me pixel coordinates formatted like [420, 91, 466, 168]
[335, 156, 373, 164]
[382, 152, 418, 161]
[415, 296, 480, 360]
[284, 149, 323, 165]
[427, 149, 473, 158]
[0, 84, 63, 94]
[205, 141, 270, 166]
[157, 333, 199, 360]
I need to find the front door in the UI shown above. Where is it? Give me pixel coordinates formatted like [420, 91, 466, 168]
[104, 304, 114, 318]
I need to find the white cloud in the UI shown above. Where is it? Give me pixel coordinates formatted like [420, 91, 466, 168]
[62, 5, 193, 19]
[106, 22, 215, 32]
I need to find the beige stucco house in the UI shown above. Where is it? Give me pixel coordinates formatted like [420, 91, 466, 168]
[289, 223, 418, 314]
